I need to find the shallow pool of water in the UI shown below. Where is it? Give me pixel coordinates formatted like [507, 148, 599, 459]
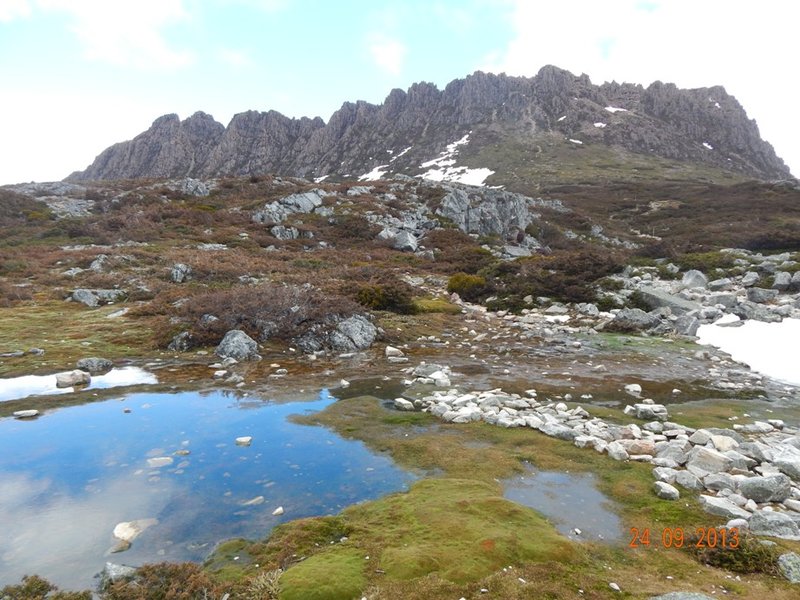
[503, 464, 623, 543]
[0, 367, 158, 402]
[0, 389, 416, 590]
[697, 317, 800, 386]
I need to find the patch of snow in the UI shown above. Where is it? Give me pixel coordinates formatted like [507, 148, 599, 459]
[391, 146, 412, 162]
[557, 115, 567, 122]
[594, 122, 607, 128]
[702, 142, 714, 150]
[697, 318, 800, 386]
[568, 139, 583, 145]
[714, 102, 721, 109]
[422, 166, 494, 187]
[358, 165, 389, 181]
[418, 133, 494, 186]
[313, 175, 329, 183]
[604, 106, 628, 113]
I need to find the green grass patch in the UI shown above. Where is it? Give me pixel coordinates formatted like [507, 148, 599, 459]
[279, 549, 366, 600]
[412, 297, 462, 314]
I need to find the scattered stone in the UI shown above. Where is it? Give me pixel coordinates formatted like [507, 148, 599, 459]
[746, 287, 779, 303]
[242, 496, 265, 506]
[171, 263, 192, 283]
[385, 346, 404, 358]
[147, 457, 173, 468]
[235, 436, 253, 446]
[649, 594, 715, 600]
[653, 481, 680, 500]
[624, 383, 642, 396]
[272, 506, 284, 516]
[13, 409, 39, 419]
[55, 369, 91, 388]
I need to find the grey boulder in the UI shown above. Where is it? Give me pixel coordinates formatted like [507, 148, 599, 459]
[77, 357, 113, 373]
[55, 369, 91, 388]
[748, 511, 800, 540]
[215, 330, 260, 361]
[737, 474, 792, 503]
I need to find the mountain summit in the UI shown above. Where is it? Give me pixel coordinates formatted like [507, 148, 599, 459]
[67, 66, 791, 185]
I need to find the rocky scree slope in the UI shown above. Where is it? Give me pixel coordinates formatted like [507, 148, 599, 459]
[67, 66, 791, 184]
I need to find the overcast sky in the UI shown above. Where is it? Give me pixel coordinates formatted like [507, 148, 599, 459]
[1, 0, 797, 185]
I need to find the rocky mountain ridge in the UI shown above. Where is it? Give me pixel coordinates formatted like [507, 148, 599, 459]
[68, 66, 791, 185]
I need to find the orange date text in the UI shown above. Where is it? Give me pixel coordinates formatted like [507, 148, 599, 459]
[629, 527, 740, 549]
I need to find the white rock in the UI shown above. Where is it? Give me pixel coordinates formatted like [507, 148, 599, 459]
[55, 369, 91, 388]
[13, 409, 39, 419]
[113, 518, 158, 542]
[385, 346, 404, 358]
[624, 383, 642, 395]
[272, 506, 284, 516]
[653, 481, 680, 500]
[393, 398, 415, 411]
[235, 436, 253, 446]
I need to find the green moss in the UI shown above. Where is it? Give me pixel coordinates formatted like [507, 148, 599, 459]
[412, 297, 462, 314]
[279, 549, 366, 600]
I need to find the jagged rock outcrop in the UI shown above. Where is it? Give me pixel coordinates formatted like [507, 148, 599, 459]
[67, 66, 791, 183]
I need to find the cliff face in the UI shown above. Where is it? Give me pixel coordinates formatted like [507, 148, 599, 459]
[67, 66, 791, 183]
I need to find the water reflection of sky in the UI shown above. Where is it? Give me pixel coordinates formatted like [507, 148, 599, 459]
[0, 367, 158, 402]
[0, 390, 416, 590]
[503, 464, 623, 543]
[697, 316, 800, 386]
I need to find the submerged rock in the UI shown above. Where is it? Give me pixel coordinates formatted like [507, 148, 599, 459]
[112, 518, 158, 543]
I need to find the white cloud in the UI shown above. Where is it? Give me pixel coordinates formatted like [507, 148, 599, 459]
[37, 0, 192, 69]
[482, 0, 800, 176]
[367, 33, 406, 76]
[218, 47, 254, 69]
[0, 0, 31, 21]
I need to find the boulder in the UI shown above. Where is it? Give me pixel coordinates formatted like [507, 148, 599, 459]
[55, 369, 91, 388]
[698, 495, 751, 520]
[681, 270, 708, 289]
[675, 470, 704, 491]
[741, 271, 760, 287]
[635, 287, 702, 315]
[393, 398, 415, 411]
[606, 441, 629, 461]
[170, 263, 192, 283]
[772, 271, 792, 291]
[673, 315, 700, 336]
[76, 357, 113, 373]
[773, 445, 800, 480]
[112, 518, 158, 543]
[168, 331, 193, 352]
[605, 308, 661, 332]
[270, 225, 299, 240]
[624, 403, 669, 421]
[778, 552, 800, 583]
[791, 271, 800, 291]
[708, 278, 734, 291]
[71, 288, 99, 307]
[748, 511, 800, 540]
[746, 287, 779, 303]
[295, 315, 378, 354]
[392, 230, 419, 252]
[737, 474, 792, 503]
[653, 481, 680, 500]
[686, 446, 733, 477]
[215, 330, 260, 361]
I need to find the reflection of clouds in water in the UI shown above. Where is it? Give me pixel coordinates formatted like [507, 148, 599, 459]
[0, 367, 157, 401]
[92, 367, 158, 388]
[697, 318, 800, 386]
[0, 376, 73, 401]
[0, 471, 177, 589]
